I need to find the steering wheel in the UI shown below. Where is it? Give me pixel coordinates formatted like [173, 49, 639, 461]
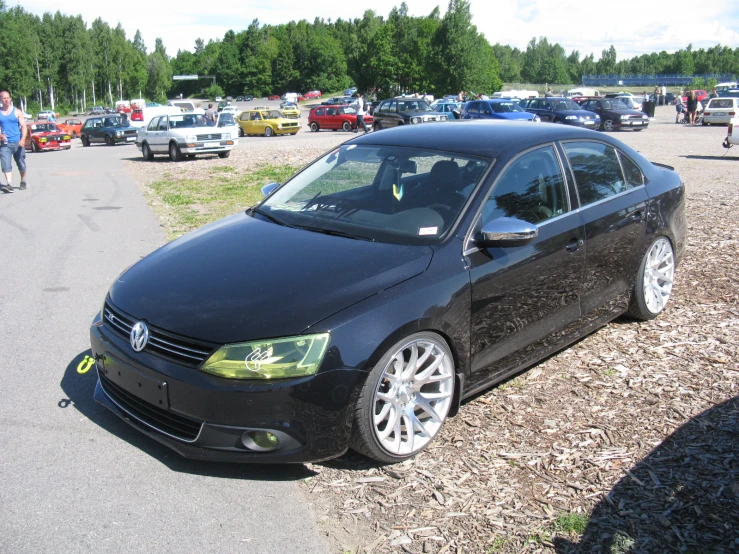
[520, 205, 553, 223]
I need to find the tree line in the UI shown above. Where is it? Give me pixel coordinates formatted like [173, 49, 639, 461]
[2, 0, 738, 115]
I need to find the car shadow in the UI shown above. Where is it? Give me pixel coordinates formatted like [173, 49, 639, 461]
[681, 154, 737, 161]
[554, 395, 739, 553]
[60, 350, 317, 481]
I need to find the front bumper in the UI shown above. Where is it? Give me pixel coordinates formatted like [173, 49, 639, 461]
[90, 321, 365, 463]
[113, 135, 138, 144]
[179, 140, 236, 154]
[36, 142, 71, 150]
[618, 119, 649, 129]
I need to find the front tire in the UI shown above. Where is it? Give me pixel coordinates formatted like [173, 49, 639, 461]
[169, 142, 183, 162]
[31, 141, 39, 153]
[218, 151, 231, 158]
[350, 332, 455, 463]
[104, 134, 114, 146]
[342, 121, 352, 132]
[602, 119, 615, 132]
[142, 142, 153, 161]
[264, 127, 274, 137]
[626, 236, 675, 320]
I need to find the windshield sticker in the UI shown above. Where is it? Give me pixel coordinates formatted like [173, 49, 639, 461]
[419, 227, 439, 236]
[392, 184, 404, 201]
[346, 145, 356, 150]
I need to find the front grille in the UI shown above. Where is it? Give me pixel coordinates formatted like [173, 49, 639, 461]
[99, 371, 202, 441]
[104, 302, 215, 367]
[196, 133, 223, 140]
[281, 122, 299, 128]
[123, 130, 137, 137]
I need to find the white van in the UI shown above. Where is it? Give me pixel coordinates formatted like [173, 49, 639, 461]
[130, 105, 183, 128]
[282, 92, 299, 104]
[493, 90, 539, 100]
[568, 88, 600, 98]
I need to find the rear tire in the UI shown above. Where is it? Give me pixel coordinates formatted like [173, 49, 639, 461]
[238, 127, 244, 137]
[72, 131, 78, 138]
[169, 142, 183, 162]
[626, 236, 675, 320]
[218, 151, 231, 158]
[142, 142, 153, 161]
[373, 122, 382, 131]
[310, 122, 319, 132]
[81, 136, 90, 147]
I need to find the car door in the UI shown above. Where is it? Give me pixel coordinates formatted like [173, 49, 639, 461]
[466, 144, 585, 389]
[560, 140, 648, 320]
[238, 111, 250, 135]
[539, 100, 555, 122]
[314, 107, 328, 128]
[144, 117, 161, 151]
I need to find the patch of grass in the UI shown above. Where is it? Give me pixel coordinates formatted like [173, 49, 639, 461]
[145, 163, 300, 239]
[485, 536, 507, 552]
[527, 530, 552, 544]
[603, 368, 618, 377]
[552, 512, 588, 535]
[210, 165, 235, 173]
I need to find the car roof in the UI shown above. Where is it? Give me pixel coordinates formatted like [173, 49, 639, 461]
[348, 119, 610, 159]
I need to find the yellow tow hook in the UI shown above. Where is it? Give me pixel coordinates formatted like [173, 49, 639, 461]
[77, 355, 96, 374]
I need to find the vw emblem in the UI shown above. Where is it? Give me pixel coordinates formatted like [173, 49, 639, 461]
[130, 322, 149, 352]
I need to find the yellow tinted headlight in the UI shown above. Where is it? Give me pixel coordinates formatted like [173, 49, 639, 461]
[201, 333, 330, 379]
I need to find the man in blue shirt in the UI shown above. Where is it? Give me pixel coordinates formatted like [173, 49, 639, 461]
[0, 90, 28, 193]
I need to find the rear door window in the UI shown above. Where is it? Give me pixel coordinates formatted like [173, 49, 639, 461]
[562, 141, 629, 205]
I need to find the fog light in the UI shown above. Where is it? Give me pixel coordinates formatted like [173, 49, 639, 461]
[242, 430, 280, 451]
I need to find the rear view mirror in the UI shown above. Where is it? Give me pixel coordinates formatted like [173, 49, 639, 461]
[476, 217, 538, 247]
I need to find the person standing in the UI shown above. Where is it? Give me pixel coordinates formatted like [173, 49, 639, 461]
[204, 103, 216, 125]
[653, 85, 661, 107]
[686, 90, 698, 125]
[674, 94, 685, 123]
[353, 93, 369, 133]
[0, 90, 28, 193]
[545, 87, 554, 97]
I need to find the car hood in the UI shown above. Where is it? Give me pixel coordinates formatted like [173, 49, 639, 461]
[108, 213, 433, 344]
[495, 112, 535, 120]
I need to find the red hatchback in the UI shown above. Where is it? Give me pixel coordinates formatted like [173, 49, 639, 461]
[308, 105, 373, 132]
[24, 121, 72, 152]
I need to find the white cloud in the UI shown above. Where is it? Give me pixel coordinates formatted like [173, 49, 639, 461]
[18, 0, 739, 60]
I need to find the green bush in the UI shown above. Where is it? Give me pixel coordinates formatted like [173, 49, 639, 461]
[204, 84, 225, 100]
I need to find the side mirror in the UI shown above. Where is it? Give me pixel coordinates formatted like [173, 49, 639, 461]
[475, 217, 538, 247]
[261, 182, 280, 197]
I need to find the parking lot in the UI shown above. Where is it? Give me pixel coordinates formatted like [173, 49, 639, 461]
[3, 104, 737, 553]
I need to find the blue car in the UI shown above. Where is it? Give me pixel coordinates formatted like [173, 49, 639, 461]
[520, 97, 601, 128]
[432, 101, 465, 119]
[462, 99, 539, 121]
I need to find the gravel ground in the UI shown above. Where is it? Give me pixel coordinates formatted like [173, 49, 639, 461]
[124, 107, 739, 554]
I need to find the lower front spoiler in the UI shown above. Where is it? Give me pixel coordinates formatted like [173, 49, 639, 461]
[94, 375, 352, 464]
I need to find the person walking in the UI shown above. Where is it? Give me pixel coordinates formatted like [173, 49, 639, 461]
[674, 94, 685, 123]
[352, 93, 369, 133]
[0, 90, 28, 193]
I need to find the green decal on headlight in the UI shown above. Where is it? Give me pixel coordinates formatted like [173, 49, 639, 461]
[201, 333, 330, 379]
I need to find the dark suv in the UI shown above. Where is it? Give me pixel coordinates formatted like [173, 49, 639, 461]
[578, 98, 649, 132]
[372, 97, 448, 130]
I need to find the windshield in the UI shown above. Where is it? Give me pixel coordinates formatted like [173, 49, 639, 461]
[32, 123, 59, 132]
[397, 100, 430, 112]
[169, 114, 209, 128]
[490, 102, 524, 113]
[603, 99, 629, 110]
[257, 145, 491, 245]
[218, 114, 236, 126]
[551, 99, 581, 110]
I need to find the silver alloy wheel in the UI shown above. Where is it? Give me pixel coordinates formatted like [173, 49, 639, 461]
[642, 237, 675, 314]
[603, 119, 615, 131]
[372, 337, 454, 457]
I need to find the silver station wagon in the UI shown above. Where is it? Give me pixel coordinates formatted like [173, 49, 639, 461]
[136, 112, 237, 161]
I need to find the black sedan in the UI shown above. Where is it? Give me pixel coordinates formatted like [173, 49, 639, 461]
[90, 120, 686, 464]
[80, 116, 139, 146]
[577, 97, 649, 132]
[520, 97, 601, 128]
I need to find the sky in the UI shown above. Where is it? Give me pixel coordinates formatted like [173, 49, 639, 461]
[20, 0, 739, 62]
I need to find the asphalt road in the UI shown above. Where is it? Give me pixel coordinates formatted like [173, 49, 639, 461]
[0, 141, 330, 553]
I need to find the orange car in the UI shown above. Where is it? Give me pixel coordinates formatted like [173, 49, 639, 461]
[57, 118, 83, 138]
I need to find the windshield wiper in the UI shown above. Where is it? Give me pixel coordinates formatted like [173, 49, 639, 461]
[248, 207, 294, 227]
[294, 225, 375, 242]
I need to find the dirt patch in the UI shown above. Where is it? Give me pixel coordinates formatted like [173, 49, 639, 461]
[125, 109, 739, 553]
